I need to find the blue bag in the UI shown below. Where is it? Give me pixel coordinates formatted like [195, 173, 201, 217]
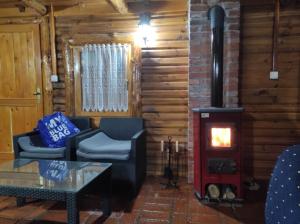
[38, 160, 69, 182]
[37, 112, 80, 148]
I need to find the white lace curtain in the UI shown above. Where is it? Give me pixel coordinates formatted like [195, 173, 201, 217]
[81, 44, 129, 112]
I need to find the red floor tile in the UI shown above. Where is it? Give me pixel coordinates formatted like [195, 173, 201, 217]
[119, 211, 139, 224]
[174, 199, 188, 214]
[189, 214, 221, 224]
[140, 210, 170, 222]
[0, 177, 266, 224]
[0, 217, 17, 224]
[143, 203, 171, 213]
[172, 214, 187, 224]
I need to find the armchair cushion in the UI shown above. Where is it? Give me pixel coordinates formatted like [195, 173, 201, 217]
[78, 132, 131, 155]
[19, 151, 64, 159]
[18, 136, 65, 154]
[17, 136, 66, 159]
[77, 151, 129, 160]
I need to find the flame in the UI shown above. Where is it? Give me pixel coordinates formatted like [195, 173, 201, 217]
[211, 128, 231, 148]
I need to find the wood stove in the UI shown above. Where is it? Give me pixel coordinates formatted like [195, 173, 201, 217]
[191, 5, 243, 201]
[193, 108, 243, 201]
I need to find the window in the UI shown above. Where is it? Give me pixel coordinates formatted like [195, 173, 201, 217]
[73, 43, 132, 116]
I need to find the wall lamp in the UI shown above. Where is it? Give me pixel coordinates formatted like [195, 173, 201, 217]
[135, 12, 156, 47]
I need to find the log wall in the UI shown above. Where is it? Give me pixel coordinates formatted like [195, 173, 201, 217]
[53, 12, 188, 176]
[3, 0, 298, 180]
[240, 2, 300, 179]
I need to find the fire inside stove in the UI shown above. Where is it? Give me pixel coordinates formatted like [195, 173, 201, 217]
[211, 127, 231, 148]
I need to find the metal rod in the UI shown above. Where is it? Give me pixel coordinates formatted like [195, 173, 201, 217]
[272, 0, 280, 71]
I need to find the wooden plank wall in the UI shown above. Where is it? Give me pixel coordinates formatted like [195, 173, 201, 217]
[141, 16, 188, 176]
[240, 2, 300, 179]
[53, 12, 188, 176]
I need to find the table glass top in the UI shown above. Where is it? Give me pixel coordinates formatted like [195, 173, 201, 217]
[0, 159, 111, 193]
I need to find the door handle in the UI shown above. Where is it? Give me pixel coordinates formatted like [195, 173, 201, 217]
[33, 88, 41, 96]
[33, 87, 41, 104]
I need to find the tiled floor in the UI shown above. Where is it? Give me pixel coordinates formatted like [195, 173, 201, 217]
[0, 177, 266, 224]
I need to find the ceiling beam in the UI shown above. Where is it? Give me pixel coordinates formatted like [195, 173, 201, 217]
[106, 0, 128, 14]
[21, 0, 47, 15]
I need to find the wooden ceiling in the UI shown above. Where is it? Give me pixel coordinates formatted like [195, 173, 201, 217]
[0, 0, 187, 17]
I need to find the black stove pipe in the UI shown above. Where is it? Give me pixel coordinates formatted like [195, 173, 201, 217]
[208, 5, 225, 107]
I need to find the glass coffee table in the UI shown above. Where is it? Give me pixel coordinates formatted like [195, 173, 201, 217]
[0, 159, 112, 224]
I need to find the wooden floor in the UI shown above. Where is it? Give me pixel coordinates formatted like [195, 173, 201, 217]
[0, 177, 266, 224]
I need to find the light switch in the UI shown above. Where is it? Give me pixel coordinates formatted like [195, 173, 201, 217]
[270, 71, 279, 80]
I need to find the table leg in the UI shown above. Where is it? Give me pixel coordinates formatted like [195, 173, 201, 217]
[99, 169, 112, 217]
[16, 197, 25, 207]
[66, 193, 79, 224]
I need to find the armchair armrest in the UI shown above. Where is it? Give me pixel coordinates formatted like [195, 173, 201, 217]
[130, 129, 146, 160]
[13, 130, 39, 159]
[67, 128, 92, 140]
[130, 129, 147, 189]
[132, 130, 146, 140]
[14, 130, 39, 139]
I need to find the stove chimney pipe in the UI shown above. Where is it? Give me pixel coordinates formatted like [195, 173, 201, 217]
[208, 5, 225, 107]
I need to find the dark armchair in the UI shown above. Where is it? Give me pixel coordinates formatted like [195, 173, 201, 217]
[13, 116, 91, 161]
[75, 117, 146, 196]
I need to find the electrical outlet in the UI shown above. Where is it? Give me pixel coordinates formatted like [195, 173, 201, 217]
[270, 71, 279, 80]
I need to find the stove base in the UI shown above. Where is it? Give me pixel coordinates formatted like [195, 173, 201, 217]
[194, 191, 243, 206]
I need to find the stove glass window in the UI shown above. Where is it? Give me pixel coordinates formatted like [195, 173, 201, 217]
[211, 128, 231, 148]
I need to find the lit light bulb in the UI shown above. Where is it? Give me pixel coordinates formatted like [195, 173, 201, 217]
[135, 24, 155, 47]
[134, 12, 156, 47]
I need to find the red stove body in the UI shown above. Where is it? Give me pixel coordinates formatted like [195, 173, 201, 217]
[193, 107, 243, 200]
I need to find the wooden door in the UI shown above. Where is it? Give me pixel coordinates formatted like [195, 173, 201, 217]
[0, 24, 43, 160]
